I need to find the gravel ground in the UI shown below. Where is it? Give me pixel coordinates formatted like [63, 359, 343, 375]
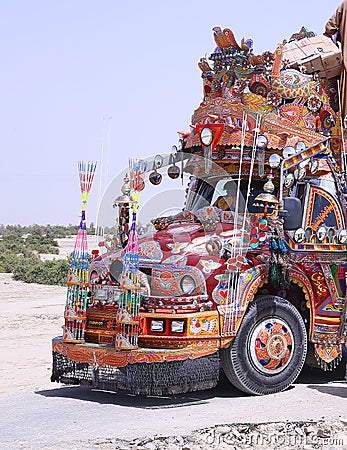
[38, 419, 347, 450]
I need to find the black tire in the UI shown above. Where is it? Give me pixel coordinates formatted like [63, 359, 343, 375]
[220, 295, 307, 395]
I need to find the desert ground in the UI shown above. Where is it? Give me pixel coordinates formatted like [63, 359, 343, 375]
[0, 238, 346, 449]
[0, 236, 96, 397]
[0, 237, 75, 398]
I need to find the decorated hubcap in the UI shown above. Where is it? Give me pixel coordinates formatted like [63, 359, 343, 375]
[249, 318, 294, 374]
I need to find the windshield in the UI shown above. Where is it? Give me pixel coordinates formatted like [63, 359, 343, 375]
[185, 177, 271, 214]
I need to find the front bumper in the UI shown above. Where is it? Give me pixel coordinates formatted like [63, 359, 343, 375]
[51, 337, 220, 395]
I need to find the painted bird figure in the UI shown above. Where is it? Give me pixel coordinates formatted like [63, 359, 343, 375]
[212, 26, 231, 49]
[241, 37, 254, 53]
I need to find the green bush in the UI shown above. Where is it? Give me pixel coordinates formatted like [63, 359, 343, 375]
[12, 257, 69, 286]
[0, 224, 94, 286]
[0, 235, 25, 254]
[12, 254, 42, 282]
[0, 253, 21, 273]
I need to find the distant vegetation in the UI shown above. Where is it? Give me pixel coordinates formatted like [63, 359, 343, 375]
[0, 224, 95, 286]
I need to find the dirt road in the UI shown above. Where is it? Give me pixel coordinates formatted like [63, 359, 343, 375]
[0, 370, 346, 449]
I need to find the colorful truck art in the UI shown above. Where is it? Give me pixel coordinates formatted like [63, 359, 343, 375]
[52, 25, 347, 396]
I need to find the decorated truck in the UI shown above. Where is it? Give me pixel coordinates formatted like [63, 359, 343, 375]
[51, 26, 347, 395]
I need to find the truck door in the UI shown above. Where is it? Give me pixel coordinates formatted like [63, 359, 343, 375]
[299, 182, 346, 353]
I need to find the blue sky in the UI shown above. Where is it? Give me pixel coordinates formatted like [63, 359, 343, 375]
[0, 1, 337, 225]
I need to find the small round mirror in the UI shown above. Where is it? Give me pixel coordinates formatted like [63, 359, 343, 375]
[297, 167, 306, 181]
[294, 167, 306, 181]
[200, 127, 213, 146]
[149, 170, 162, 185]
[171, 145, 178, 155]
[269, 153, 281, 169]
[284, 173, 295, 188]
[167, 165, 180, 179]
[283, 146, 296, 159]
[256, 135, 268, 149]
[316, 226, 327, 242]
[338, 229, 347, 244]
[154, 154, 163, 169]
[295, 141, 306, 153]
[309, 159, 319, 174]
[294, 228, 305, 243]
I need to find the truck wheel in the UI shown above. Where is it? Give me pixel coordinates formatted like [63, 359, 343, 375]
[220, 295, 307, 395]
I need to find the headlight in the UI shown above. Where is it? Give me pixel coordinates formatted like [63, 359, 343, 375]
[112, 288, 122, 303]
[150, 320, 164, 332]
[316, 226, 327, 242]
[180, 275, 196, 294]
[95, 288, 108, 301]
[294, 228, 305, 243]
[338, 229, 347, 244]
[171, 320, 185, 333]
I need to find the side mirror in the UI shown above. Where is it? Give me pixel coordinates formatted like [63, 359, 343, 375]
[282, 197, 303, 230]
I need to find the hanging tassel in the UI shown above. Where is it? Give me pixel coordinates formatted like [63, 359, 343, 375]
[268, 261, 277, 284]
[268, 234, 290, 288]
[115, 160, 144, 350]
[63, 161, 97, 343]
[269, 237, 278, 251]
[278, 238, 288, 254]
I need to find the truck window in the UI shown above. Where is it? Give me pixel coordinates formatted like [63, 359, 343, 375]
[185, 177, 272, 214]
[294, 182, 306, 205]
